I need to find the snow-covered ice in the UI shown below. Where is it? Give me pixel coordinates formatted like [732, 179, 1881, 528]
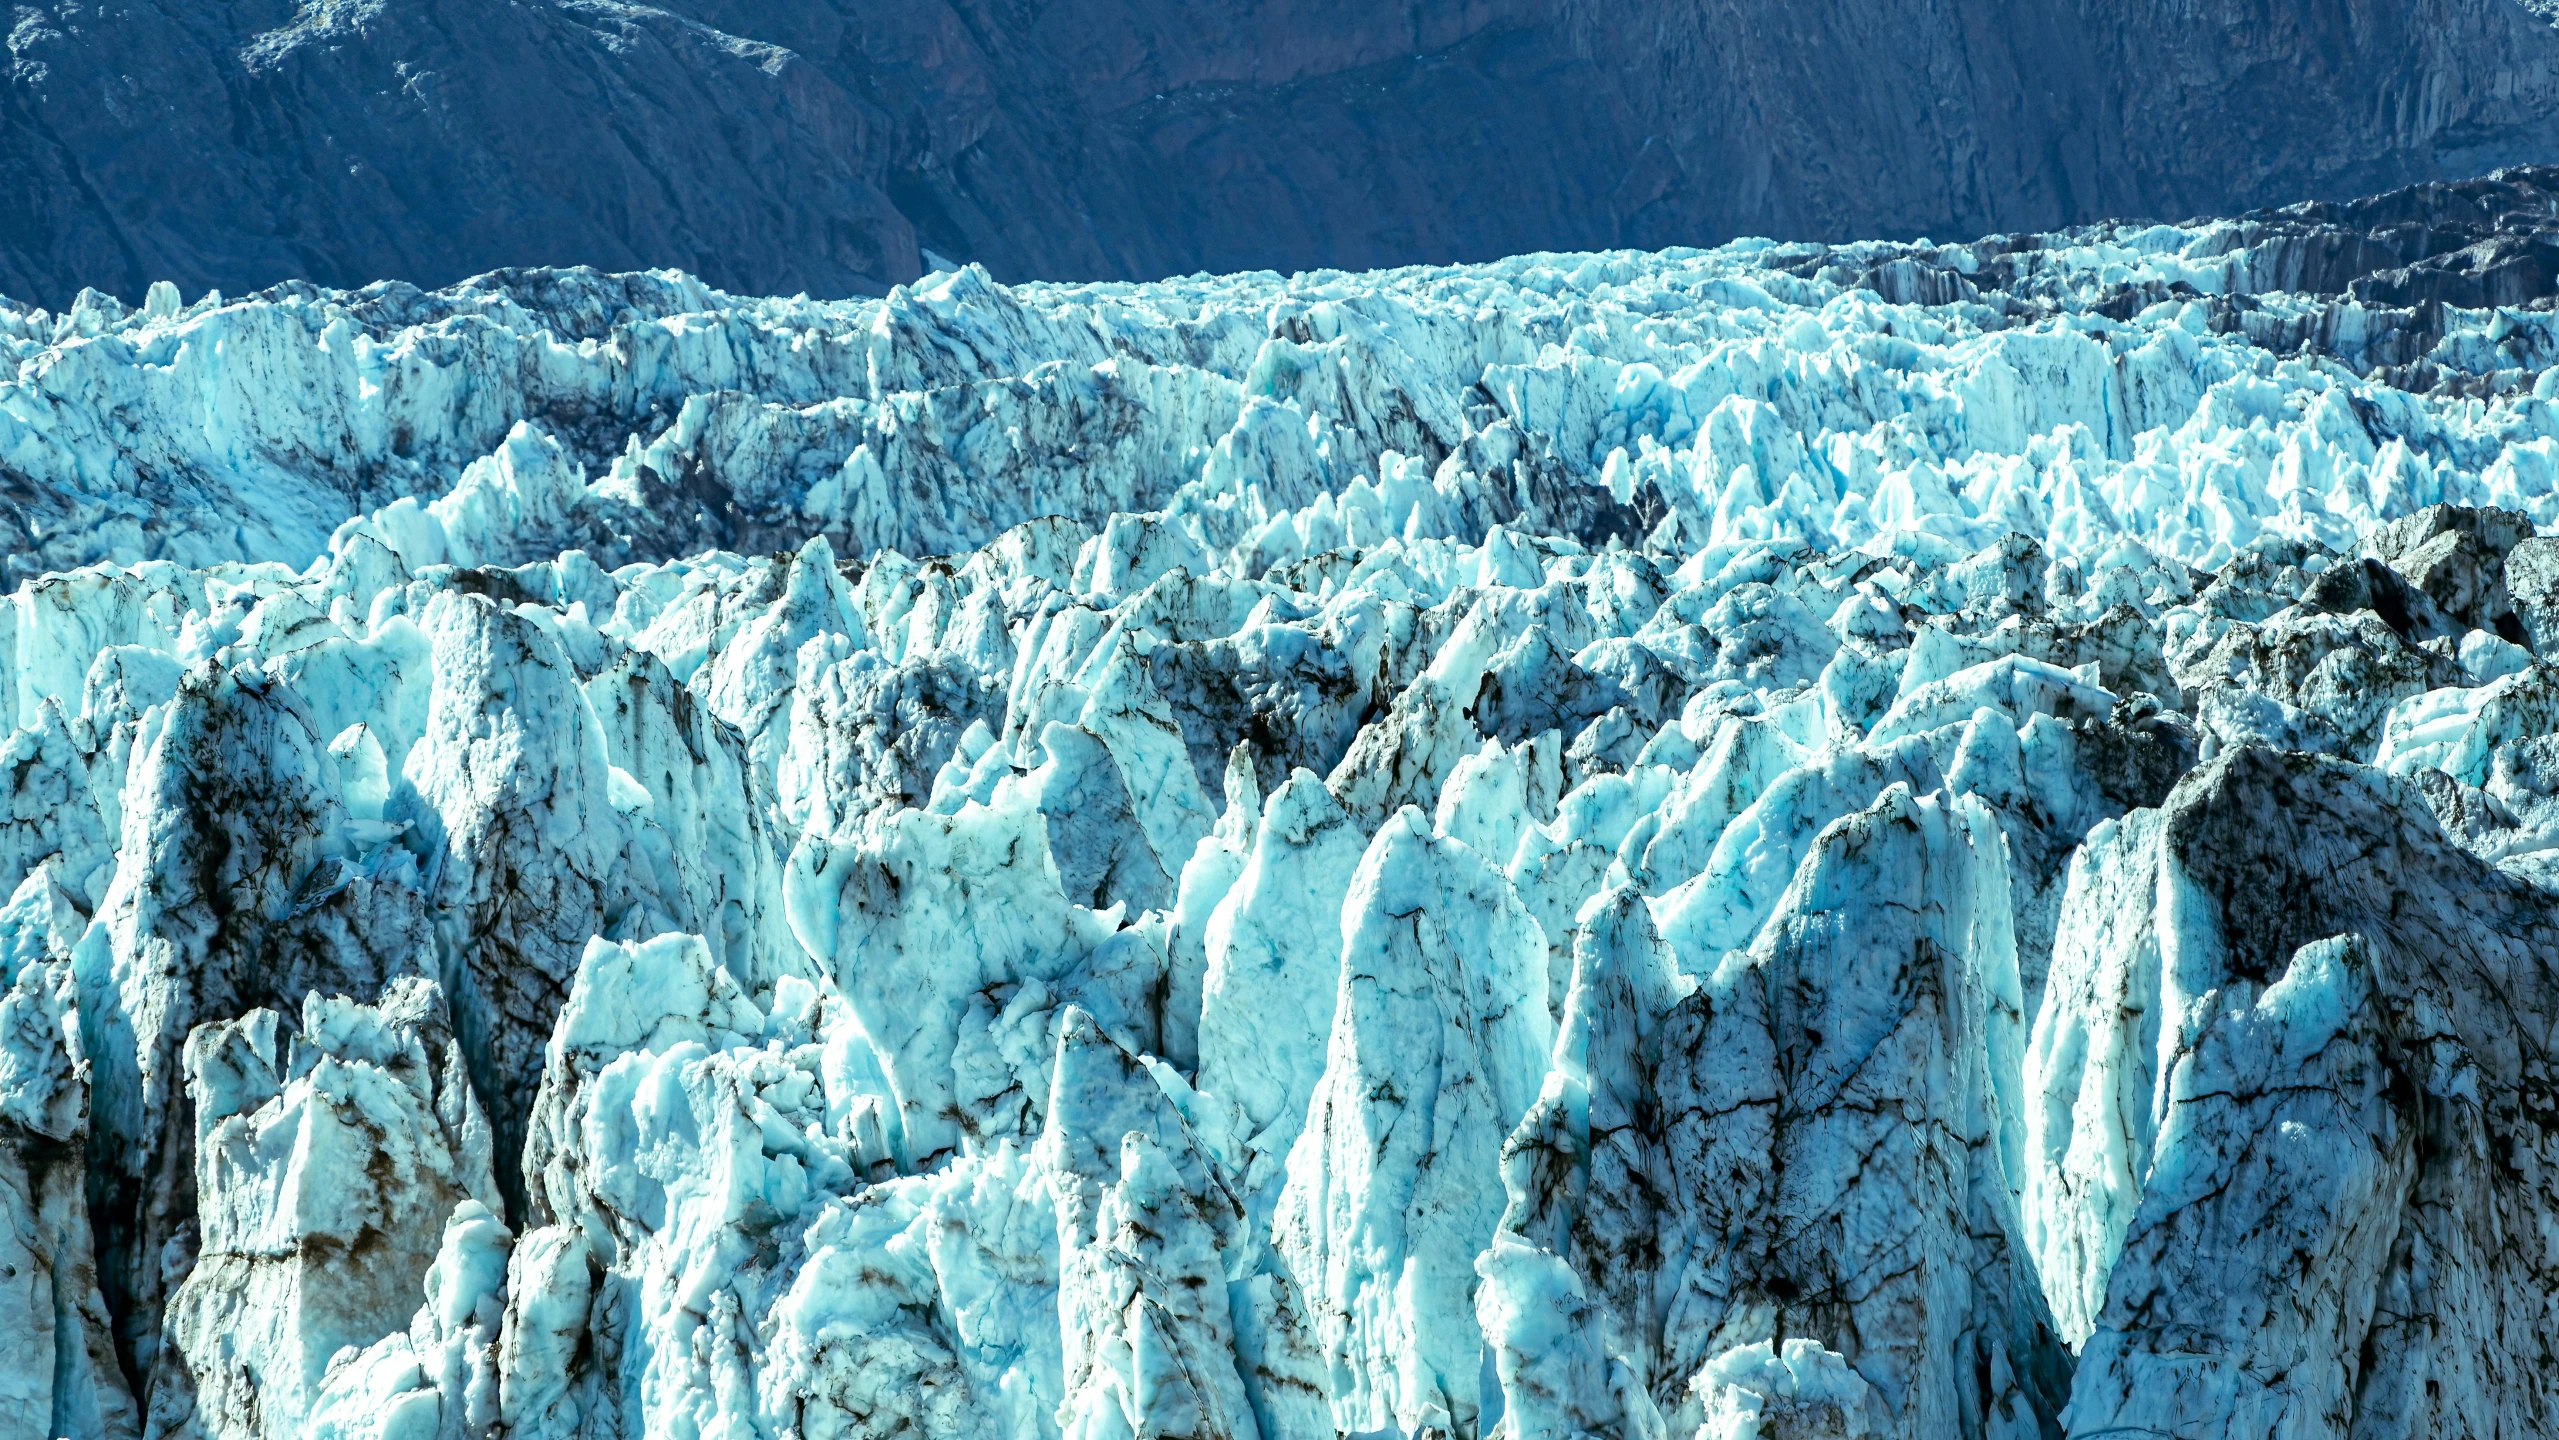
[1, 198, 2556, 1440]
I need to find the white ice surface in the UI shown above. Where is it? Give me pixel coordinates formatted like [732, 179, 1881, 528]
[0, 235, 2552, 1440]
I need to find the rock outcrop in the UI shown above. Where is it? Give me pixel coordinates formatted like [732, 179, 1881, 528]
[8, 0, 2559, 304]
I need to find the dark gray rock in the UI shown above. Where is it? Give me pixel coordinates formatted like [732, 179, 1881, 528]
[2038, 749, 2559, 1440]
[9, 0, 2559, 305]
[2363, 503, 2538, 642]
[1776, 165, 2559, 395]
[2512, 535, 2559, 654]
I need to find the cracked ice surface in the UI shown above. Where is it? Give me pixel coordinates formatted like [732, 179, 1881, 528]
[2, 200, 2558, 1440]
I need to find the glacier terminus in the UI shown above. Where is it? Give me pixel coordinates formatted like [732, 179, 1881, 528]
[0, 169, 2557, 1440]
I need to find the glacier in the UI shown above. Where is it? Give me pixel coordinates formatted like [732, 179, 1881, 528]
[2, 171, 2559, 1440]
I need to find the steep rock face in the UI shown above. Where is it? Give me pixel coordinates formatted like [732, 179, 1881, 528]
[0, 868, 134, 1440]
[84, 660, 442, 1389]
[0, 181, 2553, 1440]
[2025, 750, 2559, 1440]
[1657, 786, 2066, 1438]
[1272, 808, 1553, 1436]
[8, 0, 2559, 305]
[151, 981, 497, 1440]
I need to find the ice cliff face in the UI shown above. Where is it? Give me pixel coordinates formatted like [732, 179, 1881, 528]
[4, 176, 2559, 1440]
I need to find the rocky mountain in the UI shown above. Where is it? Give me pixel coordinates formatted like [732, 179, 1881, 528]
[8, 0, 2559, 305]
[4, 174, 2559, 1440]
